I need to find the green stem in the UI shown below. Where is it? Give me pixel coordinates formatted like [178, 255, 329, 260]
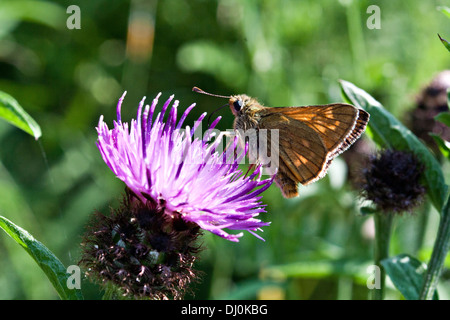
[372, 212, 394, 300]
[419, 195, 450, 300]
[345, 0, 367, 85]
[414, 201, 431, 255]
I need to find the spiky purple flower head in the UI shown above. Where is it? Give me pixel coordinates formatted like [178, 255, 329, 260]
[82, 92, 273, 299]
[96, 91, 272, 242]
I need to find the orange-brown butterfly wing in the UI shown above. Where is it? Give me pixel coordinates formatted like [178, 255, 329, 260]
[267, 104, 365, 151]
[263, 104, 369, 180]
[257, 104, 369, 197]
[258, 112, 329, 198]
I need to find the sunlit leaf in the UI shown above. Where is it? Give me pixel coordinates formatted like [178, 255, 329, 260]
[0, 90, 41, 140]
[437, 6, 450, 19]
[0, 0, 65, 30]
[430, 134, 450, 159]
[381, 254, 438, 300]
[0, 216, 83, 300]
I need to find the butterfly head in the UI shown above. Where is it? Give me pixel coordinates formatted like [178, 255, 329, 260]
[192, 87, 261, 119]
[229, 94, 257, 116]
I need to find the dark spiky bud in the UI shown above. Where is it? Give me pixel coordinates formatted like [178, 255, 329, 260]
[410, 70, 450, 151]
[360, 150, 426, 214]
[79, 190, 203, 300]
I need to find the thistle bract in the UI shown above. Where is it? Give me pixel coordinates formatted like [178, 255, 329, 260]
[361, 149, 426, 213]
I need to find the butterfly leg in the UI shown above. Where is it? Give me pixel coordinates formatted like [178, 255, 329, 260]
[244, 163, 256, 178]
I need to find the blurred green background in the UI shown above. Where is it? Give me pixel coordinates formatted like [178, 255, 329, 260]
[0, 0, 449, 299]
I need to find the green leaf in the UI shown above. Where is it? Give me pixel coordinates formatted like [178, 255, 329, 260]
[360, 206, 377, 215]
[381, 254, 438, 300]
[438, 34, 450, 52]
[261, 259, 371, 284]
[0, 216, 83, 300]
[437, 6, 450, 19]
[435, 112, 450, 127]
[340, 80, 448, 212]
[0, 91, 41, 140]
[0, 0, 66, 29]
[430, 134, 450, 160]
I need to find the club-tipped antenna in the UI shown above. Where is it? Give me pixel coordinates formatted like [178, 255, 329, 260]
[192, 87, 230, 99]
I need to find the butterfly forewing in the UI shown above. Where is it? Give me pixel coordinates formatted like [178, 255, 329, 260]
[258, 113, 329, 197]
[258, 104, 369, 198]
[265, 104, 360, 154]
[330, 107, 370, 157]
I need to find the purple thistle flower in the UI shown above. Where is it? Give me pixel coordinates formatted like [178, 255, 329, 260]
[96, 91, 272, 242]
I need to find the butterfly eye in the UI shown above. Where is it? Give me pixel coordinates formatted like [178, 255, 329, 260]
[233, 100, 243, 112]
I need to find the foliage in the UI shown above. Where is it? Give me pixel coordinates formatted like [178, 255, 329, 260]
[0, 216, 82, 299]
[0, 0, 449, 300]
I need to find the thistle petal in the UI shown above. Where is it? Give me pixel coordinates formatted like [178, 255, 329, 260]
[96, 92, 272, 241]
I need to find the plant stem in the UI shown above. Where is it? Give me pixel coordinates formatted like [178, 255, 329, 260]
[419, 195, 450, 300]
[372, 212, 394, 300]
[414, 201, 431, 255]
[345, 0, 367, 85]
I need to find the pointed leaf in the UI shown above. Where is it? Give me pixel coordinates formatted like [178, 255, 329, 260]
[438, 34, 450, 53]
[435, 112, 450, 127]
[381, 254, 438, 300]
[437, 6, 450, 19]
[0, 91, 41, 140]
[430, 134, 450, 159]
[0, 216, 82, 300]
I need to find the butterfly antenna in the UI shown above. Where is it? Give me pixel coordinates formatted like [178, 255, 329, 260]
[193, 87, 231, 126]
[192, 87, 230, 99]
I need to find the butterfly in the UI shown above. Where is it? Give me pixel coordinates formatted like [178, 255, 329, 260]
[193, 87, 369, 198]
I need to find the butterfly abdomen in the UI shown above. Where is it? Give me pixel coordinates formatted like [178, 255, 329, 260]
[273, 169, 299, 198]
